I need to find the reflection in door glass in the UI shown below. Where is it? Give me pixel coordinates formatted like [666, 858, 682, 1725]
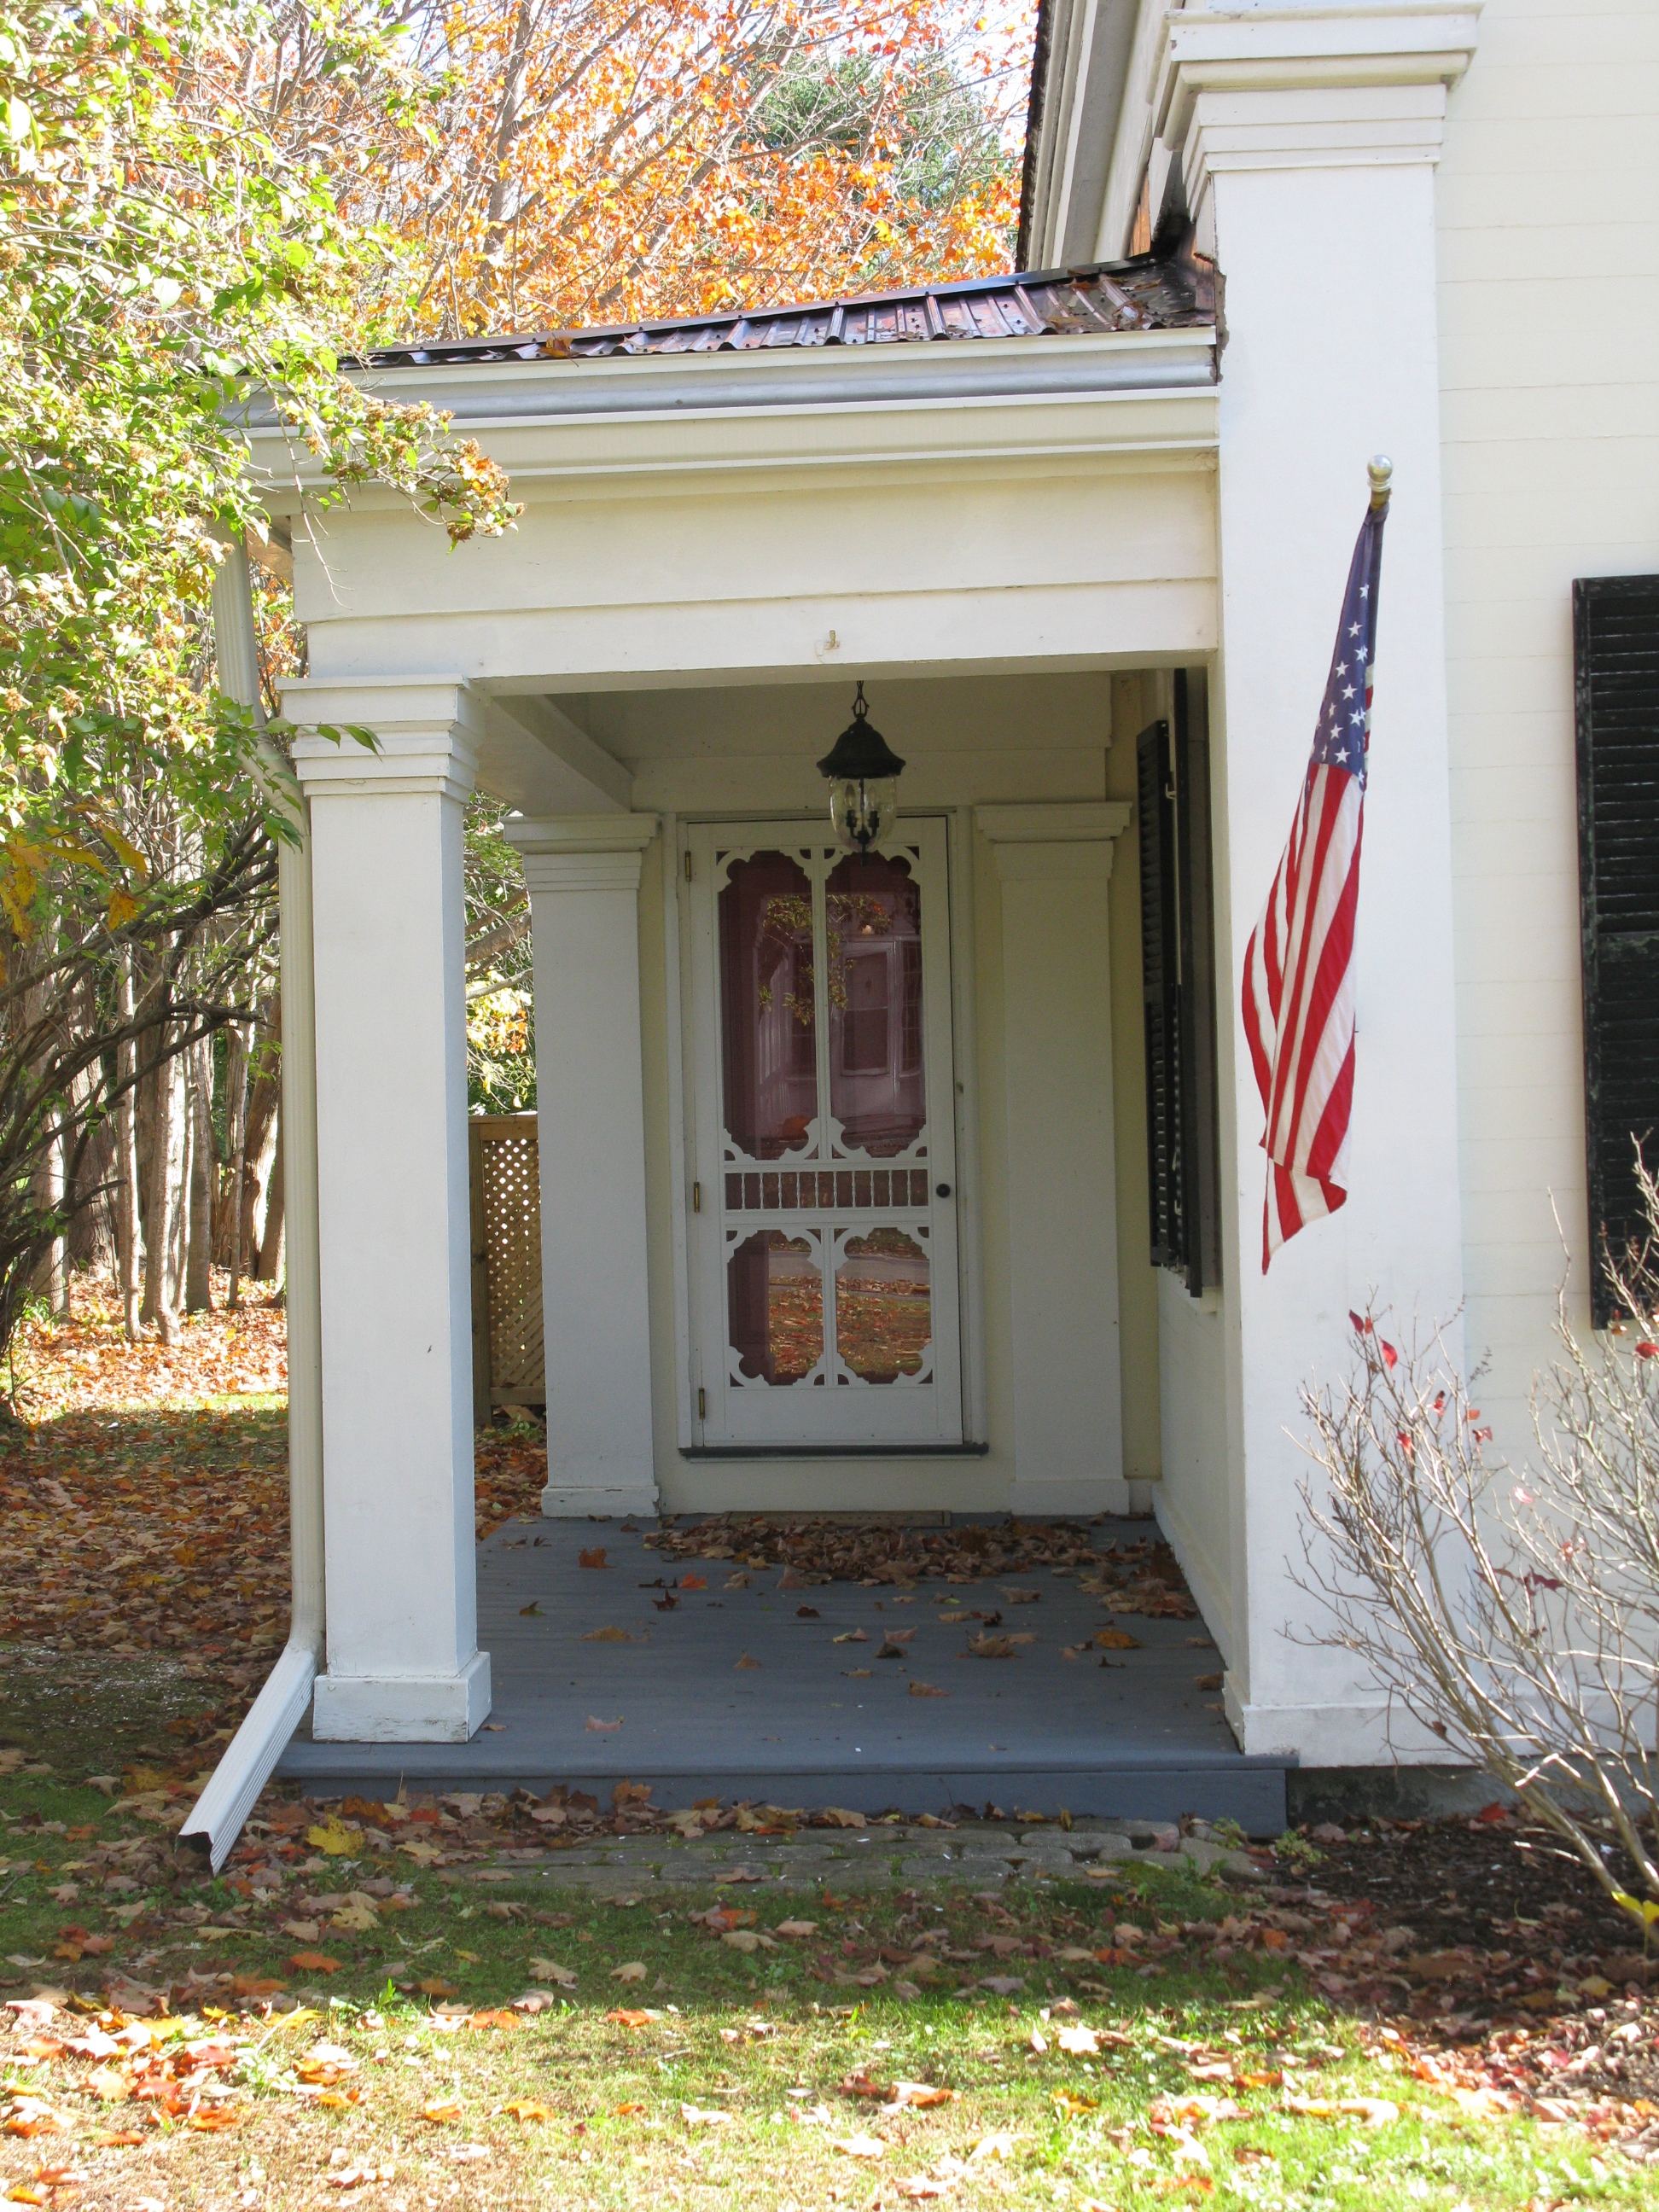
[825, 853, 924, 1156]
[729, 1231, 822, 1384]
[719, 853, 816, 1159]
[835, 1229, 931, 1384]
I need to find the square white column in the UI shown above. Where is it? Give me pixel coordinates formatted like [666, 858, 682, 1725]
[978, 803, 1132, 1516]
[286, 679, 490, 1742]
[1155, 6, 1476, 1761]
[504, 815, 661, 1518]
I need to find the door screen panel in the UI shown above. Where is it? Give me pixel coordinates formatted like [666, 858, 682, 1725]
[688, 818, 961, 1446]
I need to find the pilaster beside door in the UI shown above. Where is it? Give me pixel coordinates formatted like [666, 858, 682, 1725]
[505, 814, 661, 1518]
[979, 802, 1131, 1516]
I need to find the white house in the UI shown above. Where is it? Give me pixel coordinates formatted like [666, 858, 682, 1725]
[188, 0, 1659, 1858]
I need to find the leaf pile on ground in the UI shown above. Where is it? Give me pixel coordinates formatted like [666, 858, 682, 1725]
[644, 1516, 1200, 1614]
[6, 1777, 1659, 2208]
[11, 1278, 289, 1423]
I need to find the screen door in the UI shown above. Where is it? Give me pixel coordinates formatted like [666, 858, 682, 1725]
[685, 818, 962, 1446]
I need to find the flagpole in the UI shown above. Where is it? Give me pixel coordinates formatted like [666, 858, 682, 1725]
[1368, 453, 1394, 511]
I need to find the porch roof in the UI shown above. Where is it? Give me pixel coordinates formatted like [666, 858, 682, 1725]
[364, 245, 1214, 373]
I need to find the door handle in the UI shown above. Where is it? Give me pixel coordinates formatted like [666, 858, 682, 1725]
[935, 1183, 952, 1199]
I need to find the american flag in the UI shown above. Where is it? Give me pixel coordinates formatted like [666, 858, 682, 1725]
[1242, 475, 1389, 1272]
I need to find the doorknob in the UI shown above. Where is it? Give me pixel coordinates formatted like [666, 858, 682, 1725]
[935, 1183, 952, 1199]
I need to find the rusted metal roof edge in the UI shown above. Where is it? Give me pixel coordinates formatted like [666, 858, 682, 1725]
[355, 249, 1214, 375]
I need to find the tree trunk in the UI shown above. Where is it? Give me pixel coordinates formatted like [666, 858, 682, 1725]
[224, 1022, 248, 1308]
[115, 956, 142, 1342]
[256, 1108, 285, 1285]
[37, 1132, 65, 1313]
[141, 1027, 183, 1343]
[240, 996, 281, 1276]
[185, 1031, 213, 1313]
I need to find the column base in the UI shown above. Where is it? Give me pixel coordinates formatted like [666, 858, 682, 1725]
[540, 1481, 660, 1519]
[1010, 1477, 1155, 1518]
[311, 1650, 492, 1743]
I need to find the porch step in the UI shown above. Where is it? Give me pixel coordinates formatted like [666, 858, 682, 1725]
[278, 1745, 1289, 1835]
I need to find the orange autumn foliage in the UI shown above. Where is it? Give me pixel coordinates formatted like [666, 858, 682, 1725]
[252, 1, 1036, 340]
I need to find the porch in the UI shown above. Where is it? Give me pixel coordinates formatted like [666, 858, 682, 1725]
[276, 1516, 1289, 1833]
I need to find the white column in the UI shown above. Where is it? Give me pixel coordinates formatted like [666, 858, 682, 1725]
[1157, 7, 1476, 1760]
[287, 679, 490, 1742]
[978, 803, 1133, 1516]
[504, 815, 660, 1517]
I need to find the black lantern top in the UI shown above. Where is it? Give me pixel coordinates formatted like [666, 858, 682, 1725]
[816, 683, 905, 783]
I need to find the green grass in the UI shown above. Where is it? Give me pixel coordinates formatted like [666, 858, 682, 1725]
[3, 1778, 1655, 2207]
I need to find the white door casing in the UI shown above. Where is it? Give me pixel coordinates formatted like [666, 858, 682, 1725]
[685, 817, 963, 1447]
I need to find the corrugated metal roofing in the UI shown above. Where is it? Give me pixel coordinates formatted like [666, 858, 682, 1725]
[365, 246, 1214, 372]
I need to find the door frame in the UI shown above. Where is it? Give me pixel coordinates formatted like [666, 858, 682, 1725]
[669, 808, 984, 1455]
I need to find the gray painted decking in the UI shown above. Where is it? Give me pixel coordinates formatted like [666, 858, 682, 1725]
[279, 1517, 1289, 1831]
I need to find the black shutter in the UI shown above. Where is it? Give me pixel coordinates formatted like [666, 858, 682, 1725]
[1138, 672, 1221, 1294]
[1575, 574, 1659, 1325]
[1138, 717, 1182, 1268]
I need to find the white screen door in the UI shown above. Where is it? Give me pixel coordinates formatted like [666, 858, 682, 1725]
[685, 818, 962, 1447]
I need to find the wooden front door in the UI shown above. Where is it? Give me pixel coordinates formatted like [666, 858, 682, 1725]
[686, 818, 962, 1447]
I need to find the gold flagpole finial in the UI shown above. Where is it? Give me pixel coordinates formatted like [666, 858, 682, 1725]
[1368, 454, 1394, 511]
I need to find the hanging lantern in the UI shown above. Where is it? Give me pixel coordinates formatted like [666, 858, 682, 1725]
[817, 682, 905, 856]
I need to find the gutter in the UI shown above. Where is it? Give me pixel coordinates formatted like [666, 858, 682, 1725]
[181, 537, 326, 1872]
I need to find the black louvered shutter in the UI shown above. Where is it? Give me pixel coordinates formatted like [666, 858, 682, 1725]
[1575, 575, 1659, 1325]
[1138, 672, 1221, 1294]
[1139, 717, 1182, 1268]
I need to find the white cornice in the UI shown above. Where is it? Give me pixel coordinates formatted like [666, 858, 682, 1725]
[283, 677, 486, 802]
[244, 340, 1218, 509]
[1154, 5, 1480, 151]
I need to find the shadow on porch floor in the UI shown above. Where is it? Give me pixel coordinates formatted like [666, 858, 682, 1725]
[277, 1516, 1289, 1831]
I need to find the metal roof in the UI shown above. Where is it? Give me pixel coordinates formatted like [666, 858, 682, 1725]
[364, 246, 1214, 372]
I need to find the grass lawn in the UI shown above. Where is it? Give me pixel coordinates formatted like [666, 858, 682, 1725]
[3, 1773, 1656, 2210]
[5, 1289, 1659, 2205]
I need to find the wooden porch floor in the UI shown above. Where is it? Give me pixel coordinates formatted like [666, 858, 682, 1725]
[278, 1517, 1289, 1832]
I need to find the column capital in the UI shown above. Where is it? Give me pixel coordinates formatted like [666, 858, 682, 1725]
[282, 677, 485, 803]
[1155, 5, 1480, 185]
[976, 800, 1132, 884]
[504, 812, 661, 895]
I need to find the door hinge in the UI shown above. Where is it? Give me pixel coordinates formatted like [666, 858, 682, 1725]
[692, 1179, 701, 1213]
[696, 1385, 707, 1420]
[684, 849, 693, 882]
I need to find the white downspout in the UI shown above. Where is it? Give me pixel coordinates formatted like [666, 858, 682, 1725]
[182, 537, 325, 1871]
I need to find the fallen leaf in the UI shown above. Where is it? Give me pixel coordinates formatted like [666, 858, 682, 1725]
[909, 1680, 947, 1697]
[306, 1820, 358, 1856]
[832, 1630, 868, 1644]
[679, 1575, 707, 1590]
[842, 1668, 873, 1679]
[888, 2082, 956, 2110]
[833, 2134, 885, 2160]
[288, 1953, 344, 1975]
[614, 2101, 647, 2116]
[967, 1634, 1016, 1658]
[777, 1921, 818, 1938]
[282, 1919, 321, 1941]
[735, 1653, 760, 1669]
[519, 1601, 543, 1616]
[1057, 2023, 1100, 2056]
[721, 1930, 777, 1954]
[681, 2104, 732, 2128]
[528, 1959, 578, 1987]
[329, 1901, 379, 1934]
[611, 1961, 647, 1982]
[580, 1627, 634, 1643]
[416, 1979, 459, 2000]
[585, 1716, 623, 1732]
[579, 1548, 609, 1569]
[1095, 1628, 1142, 1650]
[607, 2010, 658, 2029]
[501, 2101, 552, 2122]
[421, 2102, 463, 2124]
[1052, 2090, 1099, 2116]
